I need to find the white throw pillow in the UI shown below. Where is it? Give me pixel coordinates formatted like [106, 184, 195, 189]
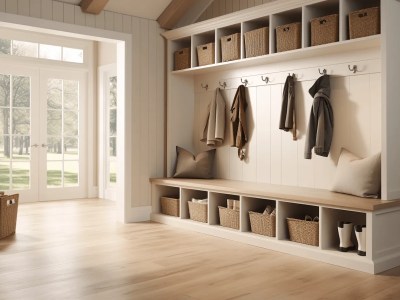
[330, 148, 381, 198]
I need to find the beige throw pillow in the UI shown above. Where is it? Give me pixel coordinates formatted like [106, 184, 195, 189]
[331, 148, 381, 198]
[173, 146, 215, 179]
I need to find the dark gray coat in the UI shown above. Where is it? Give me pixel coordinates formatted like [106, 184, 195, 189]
[304, 75, 334, 159]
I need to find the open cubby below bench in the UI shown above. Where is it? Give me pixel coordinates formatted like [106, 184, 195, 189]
[150, 178, 400, 274]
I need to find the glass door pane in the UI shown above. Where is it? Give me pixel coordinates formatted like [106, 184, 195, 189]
[108, 75, 117, 186]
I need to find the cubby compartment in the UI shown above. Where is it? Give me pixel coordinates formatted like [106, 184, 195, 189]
[152, 185, 180, 216]
[271, 8, 302, 53]
[216, 24, 241, 63]
[171, 36, 191, 71]
[192, 31, 215, 68]
[209, 192, 239, 229]
[241, 197, 276, 237]
[320, 207, 367, 255]
[341, 0, 380, 40]
[242, 16, 270, 58]
[181, 188, 208, 222]
[278, 202, 319, 246]
[304, 0, 340, 47]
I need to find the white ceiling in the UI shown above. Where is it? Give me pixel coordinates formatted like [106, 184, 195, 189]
[57, 0, 173, 20]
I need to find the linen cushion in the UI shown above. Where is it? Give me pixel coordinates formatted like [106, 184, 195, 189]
[331, 148, 381, 198]
[173, 146, 215, 179]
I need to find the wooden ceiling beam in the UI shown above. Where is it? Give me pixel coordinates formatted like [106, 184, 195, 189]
[80, 0, 109, 15]
[158, 0, 212, 30]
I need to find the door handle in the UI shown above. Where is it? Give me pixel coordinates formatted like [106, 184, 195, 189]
[41, 144, 48, 148]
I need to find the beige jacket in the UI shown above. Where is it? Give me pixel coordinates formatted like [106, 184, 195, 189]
[201, 88, 226, 146]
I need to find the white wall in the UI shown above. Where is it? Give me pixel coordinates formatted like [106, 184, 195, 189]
[193, 50, 381, 190]
[197, 0, 277, 22]
[0, 0, 165, 210]
[98, 41, 117, 66]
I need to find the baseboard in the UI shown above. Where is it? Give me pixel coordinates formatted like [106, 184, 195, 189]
[386, 188, 400, 200]
[374, 252, 400, 274]
[88, 187, 99, 198]
[126, 205, 152, 223]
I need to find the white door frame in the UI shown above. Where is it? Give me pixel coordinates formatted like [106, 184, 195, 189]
[0, 12, 133, 223]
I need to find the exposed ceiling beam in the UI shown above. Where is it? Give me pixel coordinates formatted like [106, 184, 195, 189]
[157, 0, 213, 30]
[80, 0, 109, 15]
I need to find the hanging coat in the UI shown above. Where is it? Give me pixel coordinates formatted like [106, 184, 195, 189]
[201, 88, 226, 146]
[279, 75, 297, 140]
[230, 85, 248, 160]
[304, 75, 334, 159]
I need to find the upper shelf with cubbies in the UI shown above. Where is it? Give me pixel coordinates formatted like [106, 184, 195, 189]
[165, 0, 381, 75]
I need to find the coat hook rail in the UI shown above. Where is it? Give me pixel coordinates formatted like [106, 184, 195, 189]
[219, 81, 227, 89]
[319, 68, 327, 75]
[241, 78, 248, 86]
[201, 83, 208, 90]
[348, 64, 358, 73]
[261, 76, 269, 84]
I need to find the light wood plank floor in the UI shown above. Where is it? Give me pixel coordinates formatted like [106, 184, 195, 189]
[1, 199, 400, 300]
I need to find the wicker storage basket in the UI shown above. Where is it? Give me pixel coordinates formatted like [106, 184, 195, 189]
[221, 33, 240, 62]
[249, 211, 276, 237]
[174, 47, 191, 71]
[287, 217, 319, 246]
[311, 14, 339, 46]
[218, 206, 239, 230]
[349, 7, 380, 39]
[188, 201, 208, 223]
[160, 197, 179, 217]
[244, 27, 269, 58]
[0, 194, 19, 239]
[197, 42, 215, 66]
[276, 22, 301, 52]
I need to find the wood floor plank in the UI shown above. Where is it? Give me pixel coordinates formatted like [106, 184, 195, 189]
[1, 199, 400, 300]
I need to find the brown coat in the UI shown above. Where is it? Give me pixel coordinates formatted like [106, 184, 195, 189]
[230, 85, 248, 160]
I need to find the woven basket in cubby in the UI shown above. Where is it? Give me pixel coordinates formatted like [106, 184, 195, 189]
[249, 211, 276, 237]
[244, 27, 269, 58]
[160, 197, 179, 217]
[197, 42, 215, 66]
[276, 22, 301, 52]
[218, 206, 239, 230]
[188, 201, 208, 223]
[174, 48, 190, 70]
[0, 193, 19, 239]
[311, 14, 339, 46]
[221, 33, 240, 62]
[349, 7, 380, 39]
[287, 217, 319, 246]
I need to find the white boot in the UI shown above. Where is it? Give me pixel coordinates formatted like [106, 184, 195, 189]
[338, 221, 354, 252]
[355, 225, 366, 256]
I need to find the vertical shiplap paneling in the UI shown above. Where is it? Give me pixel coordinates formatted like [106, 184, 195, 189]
[148, 20, 158, 181]
[0, 0, 5, 12]
[74, 5, 86, 26]
[242, 87, 257, 182]
[297, 80, 314, 188]
[122, 15, 132, 34]
[232, 0, 240, 12]
[85, 13, 95, 27]
[40, 0, 52, 20]
[156, 27, 165, 177]
[248, 0, 255, 8]
[240, 0, 248, 10]
[269, 84, 282, 184]
[255, 0, 263, 6]
[225, 0, 233, 14]
[18, 0, 30, 16]
[211, 0, 219, 18]
[131, 16, 141, 206]
[63, 3, 74, 24]
[5, 0, 18, 14]
[218, 0, 226, 17]
[139, 18, 150, 206]
[104, 11, 114, 31]
[113, 13, 123, 32]
[256, 85, 271, 183]
[95, 10, 105, 29]
[29, 0, 41, 18]
[370, 73, 382, 154]
[52, 0, 63, 22]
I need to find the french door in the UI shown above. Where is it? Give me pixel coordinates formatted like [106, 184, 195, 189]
[0, 66, 87, 202]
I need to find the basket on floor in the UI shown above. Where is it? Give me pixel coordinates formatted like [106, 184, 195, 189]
[160, 197, 179, 217]
[188, 201, 208, 223]
[0, 194, 19, 239]
[249, 211, 276, 237]
[174, 47, 191, 70]
[311, 14, 339, 46]
[244, 27, 269, 58]
[287, 217, 319, 246]
[218, 206, 239, 230]
[197, 42, 215, 66]
[221, 33, 240, 62]
[349, 7, 380, 39]
[276, 22, 301, 52]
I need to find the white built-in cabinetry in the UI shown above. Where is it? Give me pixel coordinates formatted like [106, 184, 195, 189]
[153, 0, 400, 274]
